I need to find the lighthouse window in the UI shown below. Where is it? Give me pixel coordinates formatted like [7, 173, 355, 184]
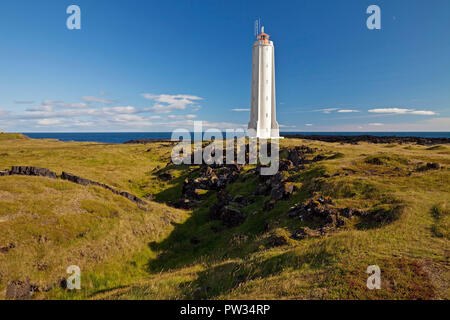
[266, 113, 268, 118]
[266, 96, 268, 101]
[266, 64, 268, 68]
[266, 80, 268, 84]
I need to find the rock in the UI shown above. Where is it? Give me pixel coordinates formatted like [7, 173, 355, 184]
[209, 203, 222, 220]
[312, 155, 326, 162]
[0, 170, 9, 176]
[279, 160, 294, 171]
[426, 162, 440, 170]
[288, 149, 302, 166]
[268, 235, 288, 247]
[287, 204, 302, 218]
[284, 134, 450, 146]
[283, 183, 294, 196]
[270, 182, 293, 201]
[5, 280, 35, 300]
[174, 198, 196, 209]
[365, 157, 384, 165]
[263, 199, 276, 211]
[221, 205, 246, 228]
[158, 172, 172, 181]
[291, 227, 321, 240]
[255, 183, 270, 196]
[119, 191, 147, 206]
[270, 186, 285, 201]
[338, 207, 363, 218]
[145, 193, 154, 201]
[10, 166, 57, 179]
[61, 172, 91, 186]
[0, 242, 15, 254]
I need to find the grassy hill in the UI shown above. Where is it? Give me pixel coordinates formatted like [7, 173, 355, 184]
[0, 134, 448, 299]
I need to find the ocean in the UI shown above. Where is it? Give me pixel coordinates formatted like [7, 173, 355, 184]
[21, 132, 450, 144]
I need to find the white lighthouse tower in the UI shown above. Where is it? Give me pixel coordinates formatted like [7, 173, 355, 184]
[248, 26, 279, 139]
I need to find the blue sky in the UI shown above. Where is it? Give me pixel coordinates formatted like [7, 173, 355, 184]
[0, 0, 449, 132]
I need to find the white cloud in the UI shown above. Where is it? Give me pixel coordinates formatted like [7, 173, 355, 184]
[36, 119, 62, 126]
[159, 119, 245, 130]
[338, 109, 359, 113]
[368, 108, 437, 115]
[43, 100, 87, 108]
[102, 106, 136, 114]
[409, 110, 437, 115]
[232, 108, 250, 112]
[316, 108, 338, 114]
[82, 96, 116, 104]
[167, 114, 197, 119]
[305, 123, 313, 127]
[142, 93, 203, 113]
[368, 123, 384, 126]
[26, 105, 53, 112]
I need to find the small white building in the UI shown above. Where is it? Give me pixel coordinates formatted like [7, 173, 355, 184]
[248, 26, 279, 139]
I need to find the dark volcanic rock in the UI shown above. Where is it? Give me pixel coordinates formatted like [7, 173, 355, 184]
[9, 166, 57, 179]
[209, 190, 246, 227]
[5, 280, 36, 300]
[426, 162, 440, 170]
[124, 139, 173, 144]
[158, 172, 173, 181]
[312, 155, 326, 162]
[279, 159, 294, 171]
[61, 171, 91, 186]
[61, 171, 147, 206]
[0, 170, 9, 176]
[291, 227, 322, 240]
[268, 235, 288, 247]
[0, 242, 15, 254]
[284, 134, 450, 146]
[287, 196, 361, 239]
[221, 205, 246, 228]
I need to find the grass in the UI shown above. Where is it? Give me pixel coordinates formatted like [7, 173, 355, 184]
[0, 133, 449, 299]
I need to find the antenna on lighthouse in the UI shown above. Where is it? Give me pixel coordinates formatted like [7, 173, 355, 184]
[254, 18, 261, 37]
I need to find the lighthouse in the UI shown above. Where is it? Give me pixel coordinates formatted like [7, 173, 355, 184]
[248, 26, 279, 139]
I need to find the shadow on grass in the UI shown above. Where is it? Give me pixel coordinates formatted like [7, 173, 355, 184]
[178, 245, 338, 299]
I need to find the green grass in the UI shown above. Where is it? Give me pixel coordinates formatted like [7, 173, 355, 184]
[0, 135, 449, 299]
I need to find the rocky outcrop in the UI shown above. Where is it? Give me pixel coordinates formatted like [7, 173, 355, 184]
[173, 164, 243, 209]
[268, 235, 288, 247]
[285, 134, 450, 145]
[124, 139, 174, 144]
[0, 166, 147, 207]
[288, 196, 364, 239]
[417, 162, 441, 171]
[158, 172, 173, 181]
[209, 190, 246, 228]
[291, 227, 322, 240]
[8, 166, 57, 179]
[255, 172, 295, 210]
[61, 172, 146, 206]
[5, 280, 37, 300]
